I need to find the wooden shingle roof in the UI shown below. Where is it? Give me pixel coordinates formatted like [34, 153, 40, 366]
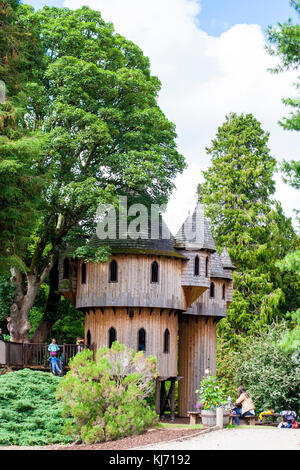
[174, 201, 216, 252]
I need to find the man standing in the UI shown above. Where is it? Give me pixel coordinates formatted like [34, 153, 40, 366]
[48, 339, 62, 376]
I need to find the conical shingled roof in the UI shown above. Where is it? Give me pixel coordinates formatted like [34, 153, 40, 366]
[88, 209, 186, 259]
[174, 201, 216, 252]
[220, 246, 236, 270]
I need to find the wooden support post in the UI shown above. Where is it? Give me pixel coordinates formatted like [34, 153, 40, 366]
[160, 381, 166, 419]
[170, 378, 176, 421]
[6, 342, 10, 368]
[44, 343, 48, 369]
[155, 379, 161, 415]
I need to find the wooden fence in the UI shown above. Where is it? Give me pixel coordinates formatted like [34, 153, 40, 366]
[0, 341, 94, 371]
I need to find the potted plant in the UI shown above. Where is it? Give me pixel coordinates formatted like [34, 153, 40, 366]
[195, 375, 229, 426]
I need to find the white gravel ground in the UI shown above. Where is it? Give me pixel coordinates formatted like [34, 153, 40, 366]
[136, 427, 300, 450]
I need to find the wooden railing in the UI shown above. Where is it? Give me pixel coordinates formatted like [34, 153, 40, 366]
[0, 341, 94, 370]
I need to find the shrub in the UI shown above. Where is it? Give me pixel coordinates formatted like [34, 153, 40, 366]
[0, 369, 73, 446]
[56, 341, 158, 444]
[234, 323, 300, 415]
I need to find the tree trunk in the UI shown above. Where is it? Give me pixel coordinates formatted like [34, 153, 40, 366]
[7, 271, 40, 343]
[30, 262, 60, 344]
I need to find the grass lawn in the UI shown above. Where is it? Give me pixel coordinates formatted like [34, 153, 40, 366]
[157, 422, 204, 430]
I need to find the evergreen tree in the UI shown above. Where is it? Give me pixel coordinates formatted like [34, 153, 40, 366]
[267, 0, 300, 194]
[201, 113, 299, 338]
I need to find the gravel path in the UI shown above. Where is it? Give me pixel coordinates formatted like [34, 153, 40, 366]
[136, 427, 300, 450]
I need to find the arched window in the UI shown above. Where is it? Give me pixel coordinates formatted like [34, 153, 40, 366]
[151, 261, 159, 283]
[194, 255, 200, 276]
[138, 328, 146, 351]
[222, 283, 226, 300]
[205, 256, 209, 277]
[210, 282, 215, 298]
[163, 329, 170, 353]
[86, 329, 91, 346]
[81, 262, 86, 284]
[109, 260, 118, 282]
[63, 257, 70, 279]
[108, 327, 116, 348]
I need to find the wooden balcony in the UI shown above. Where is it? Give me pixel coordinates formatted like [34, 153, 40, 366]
[0, 341, 94, 372]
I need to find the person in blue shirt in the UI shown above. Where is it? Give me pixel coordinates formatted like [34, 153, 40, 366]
[48, 339, 62, 376]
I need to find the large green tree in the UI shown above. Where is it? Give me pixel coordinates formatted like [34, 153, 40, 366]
[4, 5, 185, 342]
[0, 0, 44, 268]
[267, 0, 300, 191]
[201, 113, 299, 338]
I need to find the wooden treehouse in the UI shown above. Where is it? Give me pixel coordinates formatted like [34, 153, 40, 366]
[58, 200, 235, 418]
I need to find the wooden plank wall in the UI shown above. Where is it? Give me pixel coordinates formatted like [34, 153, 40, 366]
[77, 255, 184, 310]
[85, 307, 178, 377]
[179, 251, 211, 287]
[178, 315, 217, 417]
[186, 278, 229, 317]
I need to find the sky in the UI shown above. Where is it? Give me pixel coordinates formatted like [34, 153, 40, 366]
[23, 0, 300, 234]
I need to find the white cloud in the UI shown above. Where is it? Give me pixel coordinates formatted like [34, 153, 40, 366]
[64, 0, 299, 234]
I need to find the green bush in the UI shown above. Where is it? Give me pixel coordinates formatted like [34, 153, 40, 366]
[234, 323, 300, 415]
[0, 369, 73, 446]
[57, 342, 158, 444]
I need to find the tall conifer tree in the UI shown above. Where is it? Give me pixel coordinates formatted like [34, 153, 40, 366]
[201, 113, 298, 337]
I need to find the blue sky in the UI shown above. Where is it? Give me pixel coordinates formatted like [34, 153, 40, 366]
[24, 0, 298, 37]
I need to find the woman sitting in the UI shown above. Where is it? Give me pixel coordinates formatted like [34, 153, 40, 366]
[230, 386, 255, 425]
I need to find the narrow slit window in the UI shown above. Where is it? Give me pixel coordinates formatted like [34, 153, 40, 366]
[108, 327, 116, 348]
[222, 283, 226, 300]
[194, 255, 200, 276]
[163, 329, 170, 353]
[210, 282, 215, 298]
[63, 257, 70, 279]
[205, 256, 209, 277]
[109, 260, 118, 282]
[151, 261, 159, 283]
[86, 329, 91, 346]
[138, 328, 146, 351]
[81, 262, 86, 284]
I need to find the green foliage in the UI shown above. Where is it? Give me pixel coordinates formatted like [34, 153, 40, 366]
[201, 113, 299, 338]
[1, 4, 185, 341]
[57, 342, 158, 444]
[278, 309, 300, 353]
[217, 321, 300, 415]
[233, 324, 300, 415]
[195, 375, 227, 410]
[73, 245, 111, 263]
[281, 160, 300, 190]
[276, 249, 300, 277]
[0, 369, 73, 446]
[266, 0, 300, 130]
[50, 301, 84, 344]
[0, 1, 45, 270]
[0, 275, 15, 322]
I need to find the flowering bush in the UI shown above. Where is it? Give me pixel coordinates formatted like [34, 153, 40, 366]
[195, 375, 227, 411]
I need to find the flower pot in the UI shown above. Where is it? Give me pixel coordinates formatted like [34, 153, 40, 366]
[201, 409, 229, 427]
[223, 410, 229, 426]
[201, 409, 217, 427]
